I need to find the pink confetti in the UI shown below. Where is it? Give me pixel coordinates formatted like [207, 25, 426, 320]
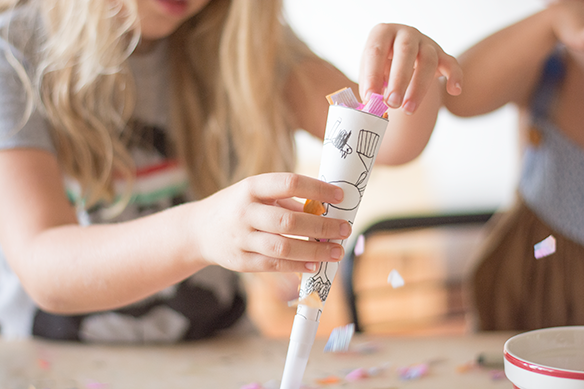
[361, 93, 389, 117]
[326, 87, 389, 118]
[489, 370, 506, 381]
[85, 382, 109, 389]
[345, 367, 368, 382]
[534, 235, 556, 259]
[239, 384, 264, 389]
[398, 363, 429, 380]
[354, 234, 365, 256]
[37, 358, 50, 370]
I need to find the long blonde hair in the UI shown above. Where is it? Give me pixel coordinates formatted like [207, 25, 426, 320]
[0, 0, 316, 208]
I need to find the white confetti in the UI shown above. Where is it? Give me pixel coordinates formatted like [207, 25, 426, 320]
[387, 269, 405, 288]
[534, 235, 556, 259]
[354, 234, 365, 256]
[324, 323, 355, 353]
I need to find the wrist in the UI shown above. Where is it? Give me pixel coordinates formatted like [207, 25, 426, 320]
[177, 200, 213, 270]
[161, 201, 210, 275]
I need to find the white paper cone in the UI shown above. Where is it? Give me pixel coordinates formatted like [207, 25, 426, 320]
[280, 105, 388, 389]
[299, 105, 388, 304]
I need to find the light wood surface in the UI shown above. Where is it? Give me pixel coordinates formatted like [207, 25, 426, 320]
[0, 332, 516, 389]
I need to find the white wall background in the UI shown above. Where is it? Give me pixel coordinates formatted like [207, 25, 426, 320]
[283, 0, 544, 227]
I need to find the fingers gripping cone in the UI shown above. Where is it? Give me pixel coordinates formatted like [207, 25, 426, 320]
[280, 103, 388, 389]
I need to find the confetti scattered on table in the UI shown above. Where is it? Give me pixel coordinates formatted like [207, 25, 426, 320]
[534, 235, 556, 259]
[456, 361, 476, 373]
[354, 234, 365, 256]
[345, 367, 368, 381]
[456, 359, 506, 381]
[324, 323, 355, 353]
[37, 358, 51, 370]
[85, 381, 109, 389]
[387, 269, 405, 288]
[398, 363, 429, 380]
[489, 369, 506, 380]
[314, 375, 342, 385]
[239, 383, 263, 389]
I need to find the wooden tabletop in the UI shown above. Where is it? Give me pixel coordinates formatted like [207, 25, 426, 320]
[0, 332, 516, 389]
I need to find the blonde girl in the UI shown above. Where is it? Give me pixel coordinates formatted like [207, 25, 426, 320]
[0, 0, 462, 341]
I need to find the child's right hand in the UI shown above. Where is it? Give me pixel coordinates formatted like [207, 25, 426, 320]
[190, 172, 352, 274]
[359, 23, 463, 115]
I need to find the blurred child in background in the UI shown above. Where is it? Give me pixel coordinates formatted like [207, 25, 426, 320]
[444, 0, 584, 331]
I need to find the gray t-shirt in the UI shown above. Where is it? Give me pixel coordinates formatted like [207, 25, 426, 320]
[0, 7, 246, 342]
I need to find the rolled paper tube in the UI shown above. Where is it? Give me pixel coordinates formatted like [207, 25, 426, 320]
[280, 105, 388, 389]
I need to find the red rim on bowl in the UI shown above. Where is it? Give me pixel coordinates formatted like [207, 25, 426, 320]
[504, 327, 584, 381]
[504, 350, 584, 380]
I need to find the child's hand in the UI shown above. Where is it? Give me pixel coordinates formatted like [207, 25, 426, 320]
[192, 173, 351, 274]
[359, 23, 463, 114]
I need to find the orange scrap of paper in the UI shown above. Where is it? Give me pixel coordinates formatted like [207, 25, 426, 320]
[315, 375, 342, 385]
[288, 291, 323, 309]
[456, 361, 475, 373]
[299, 291, 323, 308]
[326, 87, 349, 105]
[303, 199, 326, 215]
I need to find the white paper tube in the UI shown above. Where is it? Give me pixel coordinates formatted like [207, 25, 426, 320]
[280, 105, 388, 389]
[279, 305, 320, 389]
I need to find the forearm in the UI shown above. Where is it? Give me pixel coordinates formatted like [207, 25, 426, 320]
[284, 58, 357, 139]
[22, 202, 205, 314]
[375, 77, 441, 165]
[444, 8, 558, 116]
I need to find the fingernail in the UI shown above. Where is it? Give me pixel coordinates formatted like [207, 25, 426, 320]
[364, 90, 372, 102]
[305, 262, 317, 272]
[334, 188, 344, 202]
[403, 101, 416, 115]
[331, 247, 343, 260]
[340, 222, 351, 238]
[387, 92, 401, 108]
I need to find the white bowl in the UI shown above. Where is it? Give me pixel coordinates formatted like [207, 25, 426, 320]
[504, 326, 584, 389]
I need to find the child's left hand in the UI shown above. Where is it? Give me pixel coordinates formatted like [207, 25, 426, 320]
[359, 23, 463, 114]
